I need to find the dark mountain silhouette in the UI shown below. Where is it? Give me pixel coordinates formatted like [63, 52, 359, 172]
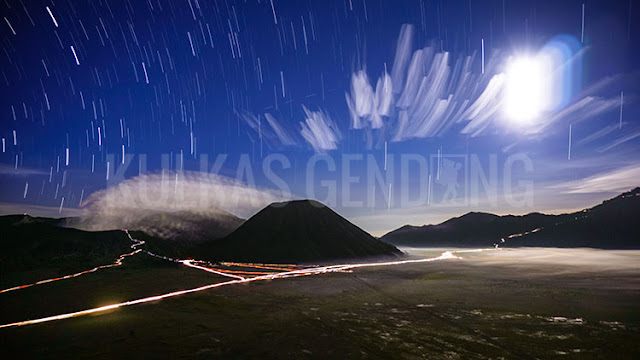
[503, 187, 640, 249]
[381, 187, 640, 249]
[198, 200, 402, 263]
[381, 212, 557, 247]
[0, 214, 132, 277]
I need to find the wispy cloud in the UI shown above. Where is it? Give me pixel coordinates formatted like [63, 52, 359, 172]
[238, 106, 341, 153]
[597, 130, 640, 152]
[0, 202, 83, 218]
[576, 123, 620, 146]
[546, 96, 620, 127]
[238, 111, 296, 148]
[264, 113, 296, 146]
[345, 70, 393, 130]
[299, 105, 341, 152]
[0, 165, 49, 176]
[343, 24, 511, 144]
[547, 165, 640, 194]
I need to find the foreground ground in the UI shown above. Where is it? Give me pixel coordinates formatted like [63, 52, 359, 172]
[0, 248, 639, 359]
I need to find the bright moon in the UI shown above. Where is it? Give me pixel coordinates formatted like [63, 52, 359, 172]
[504, 56, 550, 122]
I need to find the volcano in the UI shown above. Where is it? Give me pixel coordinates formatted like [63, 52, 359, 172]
[198, 200, 401, 263]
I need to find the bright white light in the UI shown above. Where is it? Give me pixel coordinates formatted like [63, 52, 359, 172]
[504, 56, 550, 122]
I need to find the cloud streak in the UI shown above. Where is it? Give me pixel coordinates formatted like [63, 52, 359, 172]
[597, 130, 640, 152]
[0, 165, 49, 176]
[547, 165, 640, 194]
[300, 105, 342, 152]
[238, 111, 296, 148]
[576, 123, 621, 146]
[546, 96, 621, 127]
[345, 25, 507, 144]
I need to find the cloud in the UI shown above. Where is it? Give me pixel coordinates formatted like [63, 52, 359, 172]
[345, 25, 508, 144]
[299, 105, 342, 152]
[545, 96, 620, 127]
[346, 71, 374, 129]
[546, 165, 640, 194]
[345, 70, 393, 130]
[238, 107, 341, 153]
[77, 171, 290, 231]
[238, 111, 296, 148]
[576, 123, 620, 146]
[264, 113, 296, 146]
[459, 74, 505, 136]
[390, 24, 414, 94]
[597, 130, 640, 152]
[0, 165, 49, 176]
[0, 202, 83, 218]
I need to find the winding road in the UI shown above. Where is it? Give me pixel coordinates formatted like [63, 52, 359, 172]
[0, 230, 496, 329]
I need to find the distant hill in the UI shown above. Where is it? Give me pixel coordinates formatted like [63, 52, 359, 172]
[381, 187, 640, 249]
[503, 187, 640, 249]
[381, 212, 558, 248]
[198, 200, 402, 263]
[0, 215, 132, 285]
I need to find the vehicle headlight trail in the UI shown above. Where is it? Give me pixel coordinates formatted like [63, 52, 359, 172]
[0, 232, 145, 294]
[180, 260, 247, 280]
[0, 230, 250, 297]
[0, 279, 244, 328]
[0, 236, 497, 329]
[0, 229, 500, 329]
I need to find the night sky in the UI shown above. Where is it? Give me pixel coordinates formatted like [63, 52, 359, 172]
[1, 0, 638, 235]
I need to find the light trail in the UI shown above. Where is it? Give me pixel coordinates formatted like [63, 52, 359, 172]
[0, 249, 141, 294]
[0, 279, 243, 329]
[122, 231, 268, 282]
[0, 248, 496, 329]
[208, 269, 273, 276]
[0, 232, 145, 295]
[221, 261, 304, 270]
[183, 260, 309, 278]
[180, 260, 246, 280]
[0, 226, 284, 295]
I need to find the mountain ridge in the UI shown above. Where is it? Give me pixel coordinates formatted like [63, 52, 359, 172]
[0, 214, 133, 285]
[381, 187, 640, 249]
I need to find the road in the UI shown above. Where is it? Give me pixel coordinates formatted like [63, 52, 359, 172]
[0, 230, 497, 329]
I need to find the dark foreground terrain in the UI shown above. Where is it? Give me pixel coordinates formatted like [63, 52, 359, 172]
[1, 247, 638, 359]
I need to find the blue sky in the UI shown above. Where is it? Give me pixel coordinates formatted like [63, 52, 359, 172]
[0, 0, 638, 235]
